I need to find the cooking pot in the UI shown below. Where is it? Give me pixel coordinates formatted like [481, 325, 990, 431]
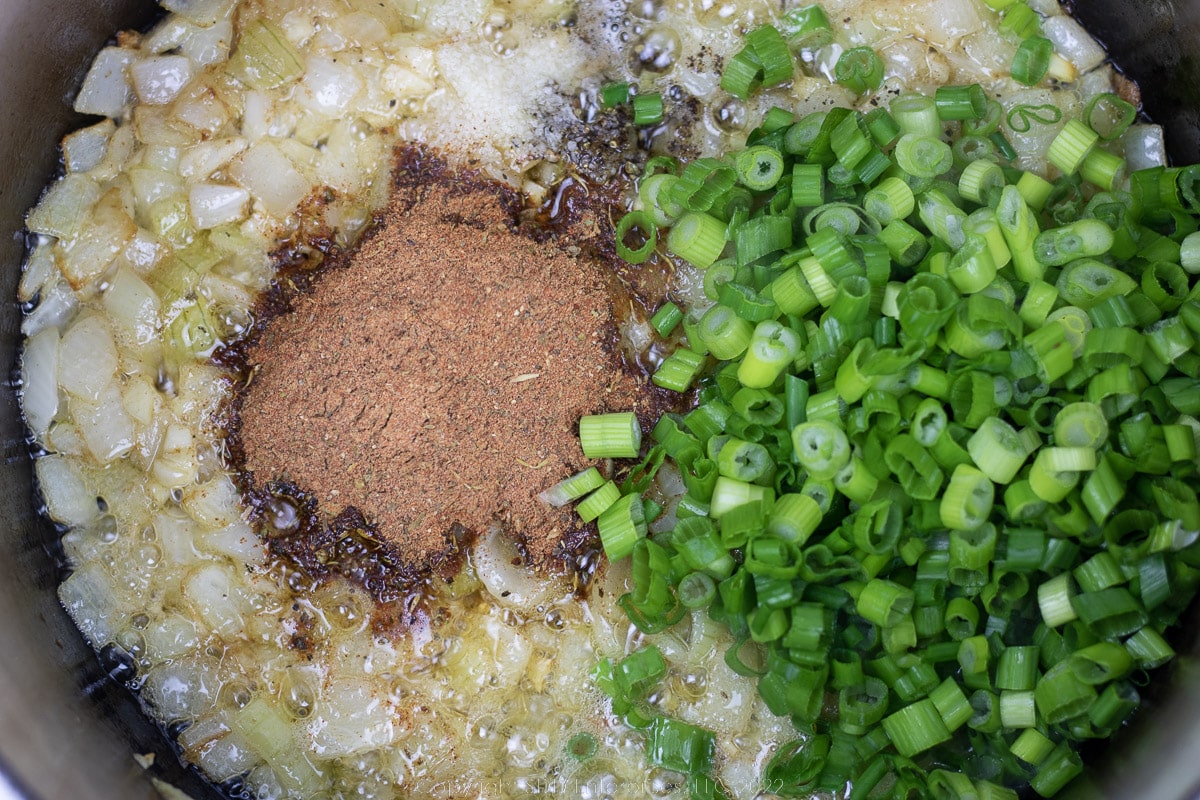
[1, 2, 1199, 798]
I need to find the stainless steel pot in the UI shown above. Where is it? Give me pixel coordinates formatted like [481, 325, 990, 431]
[1, 2, 1199, 798]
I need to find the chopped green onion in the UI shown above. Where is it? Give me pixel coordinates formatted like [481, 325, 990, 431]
[600, 81, 630, 108]
[1033, 218, 1114, 266]
[710, 476, 773, 518]
[891, 93, 942, 138]
[594, 76, 1200, 799]
[579, 412, 642, 459]
[763, 737, 829, 795]
[736, 145, 785, 191]
[779, 4, 832, 49]
[566, 732, 598, 761]
[738, 321, 801, 388]
[679, 571, 717, 609]
[1084, 92, 1137, 140]
[1017, 171, 1055, 211]
[651, 302, 684, 337]
[721, 25, 793, 99]
[1030, 742, 1084, 797]
[653, 347, 706, 392]
[997, 645, 1040, 691]
[1011, 37, 1053, 86]
[882, 699, 952, 757]
[935, 84, 988, 120]
[639, 173, 685, 226]
[1001, 2, 1041, 38]
[633, 92, 664, 126]
[577, 480, 621, 523]
[856, 579, 915, 628]
[967, 417, 1029, 484]
[1048, 119, 1100, 176]
[735, 214, 793, 264]
[1080, 148, 1126, 191]
[1035, 661, 1097, 725]
[672, 158, 737, 213]
[999, 689, 1037, 729]
[697, 305, 754, 360]
[792, 420, 851, 479]
[1011, 728, 1056, 766]
[668, 212, 727, 268]
[744, 24, 793, 86]
[895, 134, 954, 179]
[717, 438, 773, 483]
[834, 47, 884, 94]
[596, 493, 646, 560]
[940, 464, 995, 530]
[1072, 587, 1148, 639]
[538, 467, 606, 507]
[615, 210, 657, 264]
[646, 715, 715, 774]
[864, 176, 916, 224]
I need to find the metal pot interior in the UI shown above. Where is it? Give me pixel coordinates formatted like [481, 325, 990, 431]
[1, 1, 1199, 798]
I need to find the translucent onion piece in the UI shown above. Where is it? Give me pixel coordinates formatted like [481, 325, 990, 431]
[73, 47, 135, 117]
[36, 455, 100, 528]
[62, 119, 116, 174]
[229, 140, 313, 218]
[57, 315, 119, 401]
[189, 182, 250, 228]
[1041, 15, 1108, 74]
[130, 55, 195, 105]
[20, 327, 59, 438]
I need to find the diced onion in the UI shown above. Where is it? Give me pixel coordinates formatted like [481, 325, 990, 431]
[58, 561, 123, 644]
[57, 315, 119, 400]
[25, 173, 101, 240]
[20, 328, 60, 438]
[130, 55, 195, 105]
[161, 0, 235, 27]
[1122, 124, 1167, 171]
[143, 614, 202, 661]
[62, 120, 116, 174]
[181, 475, 243, 528]
[35, 455, 100, 528]
[229, 140, 313, 218]
[101, 267, 162, 348]
[189, 182, 250, 228]
[142, 656, 223, 720]
[73, 47, 135, 117]
[308, 679, 397, 756]
[299, 55, 365, 116]
[193, 731, 259, 781]
[183, 563, 245, 637]
[199, 521, 266, 564]
[56, 191, 138, 289]
[21, 281, 79, 339]
[72, 384, 136, 463]
[17, 242, 55, 304]
[182, 18, 234, 65]
[179, 137, 248, 180]
[1041, 16, 1108, 74]
[473, 528, 561, 611]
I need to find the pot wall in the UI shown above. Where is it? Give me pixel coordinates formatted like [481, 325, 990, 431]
[0, 1, 220, 798]
[1, 2, 1198, 799]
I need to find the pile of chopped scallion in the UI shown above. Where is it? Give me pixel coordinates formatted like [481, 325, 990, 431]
[544, 6, 1200, 798]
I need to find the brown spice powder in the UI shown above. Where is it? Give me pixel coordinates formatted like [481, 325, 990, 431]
[235, 164, 651, 570]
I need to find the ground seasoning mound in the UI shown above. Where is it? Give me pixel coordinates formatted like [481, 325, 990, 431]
[235, 166, 649, 570]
